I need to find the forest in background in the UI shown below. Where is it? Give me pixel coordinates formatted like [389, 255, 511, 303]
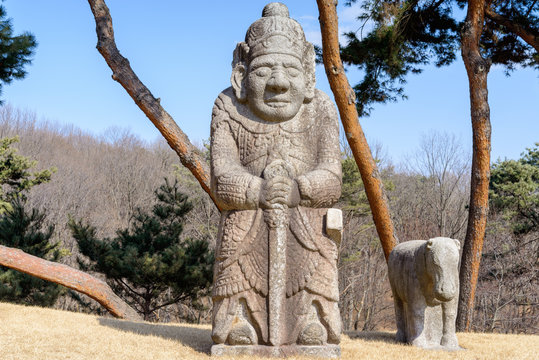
[0, 104, 536, 333]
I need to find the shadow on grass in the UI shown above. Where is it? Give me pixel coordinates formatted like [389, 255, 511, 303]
[344, 330, 398, 344]
[98, 318, 213, 354]
[99, 319, 399, 354]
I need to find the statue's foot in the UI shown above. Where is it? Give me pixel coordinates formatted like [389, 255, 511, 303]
[410, 334, 428, 348]
[297, 322, 326, 345]
[227, 323, 257, 345]
[441, 333, 459, 348]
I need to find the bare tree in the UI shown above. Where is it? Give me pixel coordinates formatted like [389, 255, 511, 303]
[404, 131, 470, 239]
[474, 211, 539, 333]
[338, 218, 394, 331]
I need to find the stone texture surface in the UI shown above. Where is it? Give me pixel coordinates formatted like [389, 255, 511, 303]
[209, 2, 342, 356]
[211, 344, 341, 358]
[388, 237, 461, 349]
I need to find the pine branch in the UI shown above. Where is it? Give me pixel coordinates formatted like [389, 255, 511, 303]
[150, 294, 190, 313]
[485, 7, 539, 53]
[526, 0, 538, 17]
[86, 0, 220, 210]
[117, 278, 146, 299]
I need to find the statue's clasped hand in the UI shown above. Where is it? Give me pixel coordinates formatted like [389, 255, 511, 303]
[260, 176, 301, 209]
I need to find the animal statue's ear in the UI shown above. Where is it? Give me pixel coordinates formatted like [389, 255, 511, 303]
[427, 239, 434, 250]
[231, 64, 247, 103]
[453, 238, 461, 250]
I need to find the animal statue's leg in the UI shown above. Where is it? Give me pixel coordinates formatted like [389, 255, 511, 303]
[440, 296, 459, 348]
[393, 295, 406, 343]
[408, 298, 428, 347]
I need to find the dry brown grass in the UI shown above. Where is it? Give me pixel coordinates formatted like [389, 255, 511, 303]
[1, 302, 537, 360]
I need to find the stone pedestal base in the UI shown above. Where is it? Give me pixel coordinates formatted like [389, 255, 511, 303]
[211, 344, 341, 358]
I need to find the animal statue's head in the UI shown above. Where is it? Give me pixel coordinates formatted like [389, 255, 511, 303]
[424, 237, 460, 302]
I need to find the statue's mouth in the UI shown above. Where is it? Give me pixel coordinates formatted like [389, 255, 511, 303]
[266, 102, 288, 108]
[265, 99, 290, 108]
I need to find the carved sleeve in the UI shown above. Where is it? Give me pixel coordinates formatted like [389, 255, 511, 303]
[210, 99, 263, 211]
[296, 94, 342, 208]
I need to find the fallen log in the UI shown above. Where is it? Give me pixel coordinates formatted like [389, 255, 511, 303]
[0, 245, 140, 321]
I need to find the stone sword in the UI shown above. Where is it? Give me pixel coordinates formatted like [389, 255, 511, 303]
[262, 159, 294, 347]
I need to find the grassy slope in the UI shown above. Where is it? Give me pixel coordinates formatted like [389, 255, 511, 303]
[0, 302, 537, 360]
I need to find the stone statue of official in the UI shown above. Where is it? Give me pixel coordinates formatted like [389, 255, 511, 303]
[210, 3, 342, 357]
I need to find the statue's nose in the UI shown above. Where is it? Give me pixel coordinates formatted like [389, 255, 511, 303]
[267, 70, 289, 93]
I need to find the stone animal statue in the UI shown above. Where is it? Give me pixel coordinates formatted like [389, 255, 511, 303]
[209, 2, 342, 358]
[388, 237, 461, 349]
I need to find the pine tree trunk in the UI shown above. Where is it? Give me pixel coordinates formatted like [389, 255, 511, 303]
[457, 0, 492, 332]
[316, 0, 398, 261]
[0, 245, 141, 321]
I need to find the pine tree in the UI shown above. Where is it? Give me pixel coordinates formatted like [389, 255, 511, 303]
[490, 143, 539, 235]
[69, 179, 214, 321]
[0, 5, 37, 102]
[339, 0, 537, 116]
[0, 136, 61, 306]
[0, 136, 54, 212]
[0, 199, 65, 306]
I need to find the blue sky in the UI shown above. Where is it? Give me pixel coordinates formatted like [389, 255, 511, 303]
[2, 0, 538, 163]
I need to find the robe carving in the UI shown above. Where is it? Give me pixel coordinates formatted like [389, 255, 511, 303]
[210, 87, 342, 345]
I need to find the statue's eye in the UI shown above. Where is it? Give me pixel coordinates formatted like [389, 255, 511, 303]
[287, 68, 300, 77]
[255, 68, 270, 77]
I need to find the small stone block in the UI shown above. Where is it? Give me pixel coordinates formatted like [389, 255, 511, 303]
[326, 208, 343, 243]
[211, 344, 341, 358]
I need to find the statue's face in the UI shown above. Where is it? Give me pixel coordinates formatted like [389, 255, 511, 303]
[245, 54, 306, 122]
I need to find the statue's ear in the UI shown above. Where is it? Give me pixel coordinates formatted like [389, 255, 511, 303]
[303, 43, 316, 103]
[231, 42, 249, 103]
[453, 238, 461, 250]
[231, 64, 247, 103]
[427, 239, 434, 250]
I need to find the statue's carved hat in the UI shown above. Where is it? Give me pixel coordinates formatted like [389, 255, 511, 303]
[232, 2, 316, 102]
[246, 3, 306, 60]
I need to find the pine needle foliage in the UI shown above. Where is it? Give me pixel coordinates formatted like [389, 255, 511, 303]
[69, 179, 214, 321]
[490, 143, 539, 235]
[0, 5, 37, 102]
[0, 135, 61, 306]
[0, 199, 65, 306]
[339, 0, 538, 116]
[0, 136, 55, 212]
